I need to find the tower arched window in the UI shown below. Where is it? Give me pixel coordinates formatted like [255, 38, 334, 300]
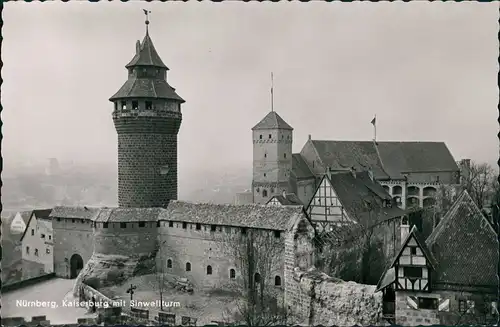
[167, 259, 172, 268]
[275, 276, 282, 286]
[186, 262, 191, 271]
[207, 265, 212, 275]
[262, 190, 268, 197]
[269, 134, 272, 139]
[230, 269, 236, 279]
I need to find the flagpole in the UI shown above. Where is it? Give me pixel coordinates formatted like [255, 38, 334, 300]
[373, 114, 377, 142]
[271, 72, 274, 112]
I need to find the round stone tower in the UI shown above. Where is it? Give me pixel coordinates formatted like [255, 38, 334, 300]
[109, 18, 185, 208]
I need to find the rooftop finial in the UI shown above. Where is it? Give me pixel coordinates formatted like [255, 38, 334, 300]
[271, 72, 274, 112]
[143, 9, 151, 35]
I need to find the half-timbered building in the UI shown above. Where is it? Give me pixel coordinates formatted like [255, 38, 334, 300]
[266, 192, 303, 206]
[377, 190, 498, 326]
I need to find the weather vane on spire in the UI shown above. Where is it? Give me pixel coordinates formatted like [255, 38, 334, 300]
[143, 9, 151, 34]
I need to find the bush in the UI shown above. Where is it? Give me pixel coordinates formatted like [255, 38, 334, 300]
[84, 277, 101, 289]
[107, 269, 125, 284]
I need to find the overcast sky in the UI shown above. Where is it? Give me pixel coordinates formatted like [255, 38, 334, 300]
[3, 2, 499, 172]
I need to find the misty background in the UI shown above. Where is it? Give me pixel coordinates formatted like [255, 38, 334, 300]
[2, 2, 498, 214]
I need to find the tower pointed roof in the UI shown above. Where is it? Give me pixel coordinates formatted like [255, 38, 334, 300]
[252, 111, 293, 131]
[125, 32, 168, 69]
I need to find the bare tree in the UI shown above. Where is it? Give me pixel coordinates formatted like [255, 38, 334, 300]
[461, 162, 497, 210]
[155, 240, 169, 311]
[215, 227, 288, 326]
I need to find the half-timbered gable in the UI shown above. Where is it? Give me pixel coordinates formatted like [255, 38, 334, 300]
[392, 226, 435, 293]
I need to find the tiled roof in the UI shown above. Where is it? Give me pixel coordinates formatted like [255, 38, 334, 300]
[50, 206, 101, 220]
[375, 267, 395, 292]
[32, 209, 52, 220]
[376, 142, 459, 178]
[159, 201, 305, 231]
[325, 171, 405, 227]
[109, 78, 185, 102]
[94, 207, 162, 223]
[291, 154, 314, 180]
[252, 111, 293, 131]
[309, 140, 458, 180]
[126, 33, 168, 69]
[268, 193, 303, 206]
[425, 191, 498, 289]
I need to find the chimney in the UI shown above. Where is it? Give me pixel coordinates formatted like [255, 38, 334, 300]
[136, 40, 141, 55]
[308, 134, 311, 141]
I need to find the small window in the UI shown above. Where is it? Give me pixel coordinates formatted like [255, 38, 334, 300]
[254, 273, 261, 283]
[46, 248, 50, 254]
[103, 222, 108, 228]
[404, 267, 422, 278]
[230, 269, 236, 279]
[169, 221, 174, 227]
[312, 161, 315, 168]
[264, 153, 267, 158]
[418, 297, 438, 310]
[275, 276, 281, 286]
[31, 229, 34, 236]
[72, 219, 75, 223]
[186, 262, 191, 272]
[410, 247, 417, 255]
[57, 218, 61, 222]
[271, 188, 274, 193]
[284, 153, 287, 158]
[210, 225, 217, 232]
[49, 235, 51, 240]
[41, 234, 45, 239]
[167, 259, 172, 268]
[262, 189, 268, 197]
[182, 222, 187, 229]
[145, 101, 152, 110]
[26, 246, 30, 254]
[157, 221, 161, 227]
[196, 223, 201, 230]
[132, 101, 138, 110]
[259, 135, 262, 140]
[34, 249, 39, 257]
[268, 134, 272, 139]
[459, 299, 475, 313]
[241, 227, 247, 235]
[120, 222, 126, 228]
[274, 231, 281, 238]
[139, 222, 145, 227]
[121, 101, 127, 110]
[207, 265, 212, 275]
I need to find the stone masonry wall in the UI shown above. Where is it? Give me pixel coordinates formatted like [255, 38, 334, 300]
[395, 291, 440, 326]
[114, 115, 181, 208]
[53, 218, 94, 278]
[93, 222, 157, 257]
[158, 221, 286, 293]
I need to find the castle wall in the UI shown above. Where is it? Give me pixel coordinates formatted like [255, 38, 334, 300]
[93, 221, 158, 256]
[52, 218, 94, 278]
[395, 291, 440, 326]
[158, 221, 286, 293]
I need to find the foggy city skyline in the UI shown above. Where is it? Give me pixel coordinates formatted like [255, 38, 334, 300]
[2, 2, 499, 174]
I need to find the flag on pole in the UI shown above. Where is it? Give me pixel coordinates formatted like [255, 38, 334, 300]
[371, 116, 376, 126]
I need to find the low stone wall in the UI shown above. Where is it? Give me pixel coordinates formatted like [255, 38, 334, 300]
[287, 267, 384, 326]
[78, 283, 116, 308]
[2, 272, 56, 293]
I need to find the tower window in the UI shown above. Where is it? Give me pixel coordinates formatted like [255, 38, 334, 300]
[230, 269, 236, 279]
[207, 265, 212, 275]
[169, 221, 174, 227]
[121, 101, 126, 110]
[241, 227, 247, 235]
[264, 173, 266, 177]
[167, 259, 172, 268]
[132, 101, 138, 110]
[275, 276, 282, 286]
[103, 222, 108, 228]
[139, 222, 145, 228]
[264, 153, 267, 158]
[196, 223, 201, 230]
[34, 249, 39, 257]
[269, 134, 272, 139]
[210, 225, 217, 232]
[284, 153, 287, 158]
[274, 231, 281, 238]
[145, 101, 152, 110]
[271, 188, 274, 193]
[186, 262, 191, 271]
[262, 189, 268, 197]
[182, 222, 187, 229]
[259, 135, 263, 140]
[31, 229, 34, 236]
[26, 246, 30, 254]
[254, 273, 261, 283]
